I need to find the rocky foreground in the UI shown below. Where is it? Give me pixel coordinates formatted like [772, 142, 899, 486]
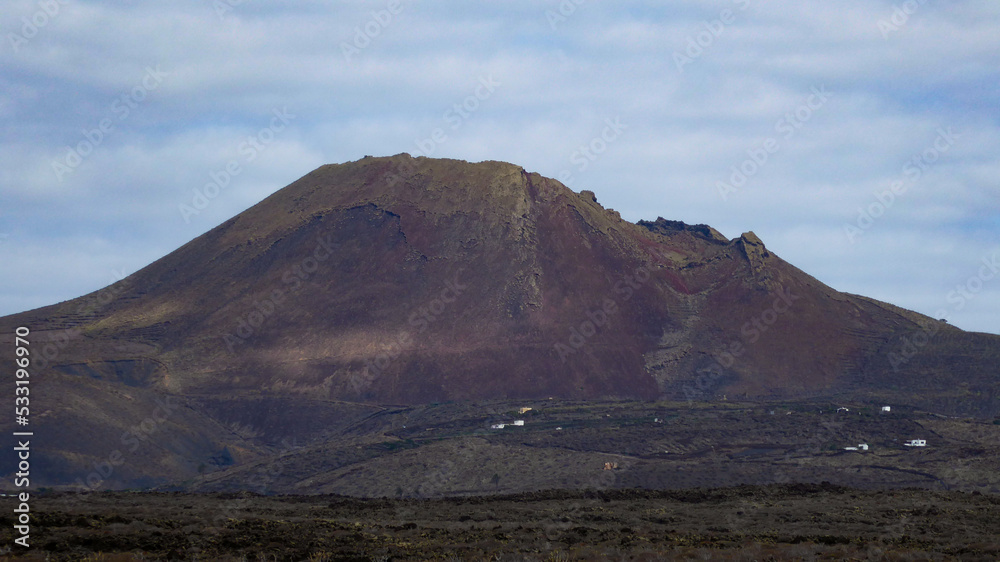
[2, 485, 999, 560]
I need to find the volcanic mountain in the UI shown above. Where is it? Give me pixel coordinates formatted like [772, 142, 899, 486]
[2, 154, 998, 491]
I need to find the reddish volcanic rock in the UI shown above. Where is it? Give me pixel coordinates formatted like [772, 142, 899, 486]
[1, 154, 998, 489]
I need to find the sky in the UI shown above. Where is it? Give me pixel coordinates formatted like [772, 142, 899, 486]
[1, 0, 998, 334]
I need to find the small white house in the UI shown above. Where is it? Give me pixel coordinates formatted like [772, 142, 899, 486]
[490, 423, 505, 429]
[844, 443, 869, 452]
[512, 420, 525, 426]
[881, 406, 891, 413]
[904, 439, 927, 447]
[837, 407, 850, 413]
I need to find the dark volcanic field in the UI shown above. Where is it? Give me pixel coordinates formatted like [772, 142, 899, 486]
[180, 400, 1000, 498]
[4, 400, 1000, 560]
[2, 485, 1000, 560]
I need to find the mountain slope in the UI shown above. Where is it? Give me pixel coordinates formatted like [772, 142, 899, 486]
[2, 154, 997, 490]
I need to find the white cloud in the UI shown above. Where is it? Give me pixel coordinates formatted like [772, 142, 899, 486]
[0, 0, 997, 334]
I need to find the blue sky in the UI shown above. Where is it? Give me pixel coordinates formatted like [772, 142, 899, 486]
[1, 0, 998, 334]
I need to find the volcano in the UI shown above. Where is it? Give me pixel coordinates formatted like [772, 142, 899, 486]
[2, 154, 998, 491]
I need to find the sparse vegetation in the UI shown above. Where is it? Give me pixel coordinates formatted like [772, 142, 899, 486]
[2, 486, 997, 560]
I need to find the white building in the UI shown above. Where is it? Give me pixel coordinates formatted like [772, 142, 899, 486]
[881, 406, 891, 412]
[512, 420, 525, 426]
[490, 423, 505, 429]
[904, 439, 927, 447]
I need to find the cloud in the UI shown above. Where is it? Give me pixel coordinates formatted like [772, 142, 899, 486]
[0, 0, 997, 334]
